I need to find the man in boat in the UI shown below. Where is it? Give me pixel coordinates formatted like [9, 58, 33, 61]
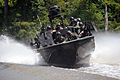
[52, 23, 61, 41]
[79, 22, 92, 37]
[65, 30, 77, 41]
[56, 23, 61, 32]
[77, 18, 81, 23]
[48, 5, 63, 29]
[59, 23, 69, 37]
[29, 37, 40, 48]
[33, 37, 41, 48]
[52, 23, 67, 40]
[38, 27, 48, 47]
[46, 26, 54, 45]
[73, 19, 80, 35]
[54, 32, 65, 44]
[69, 17, 75, 26]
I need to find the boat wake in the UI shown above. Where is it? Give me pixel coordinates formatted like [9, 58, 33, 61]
[81, 32, 120, 79]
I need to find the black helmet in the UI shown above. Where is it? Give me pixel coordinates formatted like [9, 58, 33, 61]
[79, 22, 83, 26]
[77, 18, 81, 21]
[56, 32, 61, 35]
[70, 17, 74, 20]
[61, 23, 65, 27]
[56, 23, 61, 26]
[67, 30, 72, 33]
[74, 19, 77, 22]
[47, 26, 52, 30]
[56, 26, 60, 31]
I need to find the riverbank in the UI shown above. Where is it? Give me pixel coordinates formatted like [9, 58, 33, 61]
[0, 62, 118, 80]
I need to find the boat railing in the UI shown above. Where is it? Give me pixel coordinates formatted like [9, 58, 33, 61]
[38, 35, 94, 50]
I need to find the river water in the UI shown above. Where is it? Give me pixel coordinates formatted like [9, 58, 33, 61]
[0, 32, 120, 79]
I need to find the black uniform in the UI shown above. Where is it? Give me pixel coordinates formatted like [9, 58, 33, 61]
[54, 32, 65, 44]
[54, 37, 65, 44]
[80, 26, 92, 37]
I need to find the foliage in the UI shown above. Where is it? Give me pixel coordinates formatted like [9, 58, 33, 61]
[0, 0, 120, 41]
[7, 22, 40, 41]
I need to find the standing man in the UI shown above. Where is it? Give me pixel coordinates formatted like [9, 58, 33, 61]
[46, 26, 54, 45]
[38, 27, 48, 47]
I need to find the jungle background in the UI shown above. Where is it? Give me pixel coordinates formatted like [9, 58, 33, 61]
[0, 0, 120, 42]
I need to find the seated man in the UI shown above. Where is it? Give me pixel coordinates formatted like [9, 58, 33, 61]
[79, 22, 92, 37]
[54, 32, 65, 44]
[69, 17, 75, 26]
[73, 19, 80, 35]
[52, 23, 61, 40]
[65, 31, 77, 41]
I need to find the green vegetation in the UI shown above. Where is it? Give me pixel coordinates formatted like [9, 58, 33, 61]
[0, 0, 120, 41]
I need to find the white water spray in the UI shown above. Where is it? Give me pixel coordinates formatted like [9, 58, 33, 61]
[0, 35, 40, 65]
[91, 32, 120, 65]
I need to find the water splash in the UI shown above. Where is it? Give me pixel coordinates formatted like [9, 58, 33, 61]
[79, 63, 120, 79]
[80, 32, 120, 79]
[91, 32, 120, 65]
[0, 35, 40, 65]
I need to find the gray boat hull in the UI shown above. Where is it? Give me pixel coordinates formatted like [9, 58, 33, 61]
[37, 36, 95, 67]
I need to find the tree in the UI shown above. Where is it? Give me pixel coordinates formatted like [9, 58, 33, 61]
[4, 0, 8, 27]
[105, 3, 108, 31]
[0, 0, 120, 41]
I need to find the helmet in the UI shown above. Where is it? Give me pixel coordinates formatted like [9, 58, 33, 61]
[77, 18, 81, 21]
[47, 26, 52, 30]
[56, 26, 60, 31]
[79, 22, 83, 26]
[56, 23, 61, 26]
[61, 23, 65, 27]
[67, 31, 72, 35]
[56, 32, 61, 35]
[70, 17, 74, 20]
[74, 19, 77, 22]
